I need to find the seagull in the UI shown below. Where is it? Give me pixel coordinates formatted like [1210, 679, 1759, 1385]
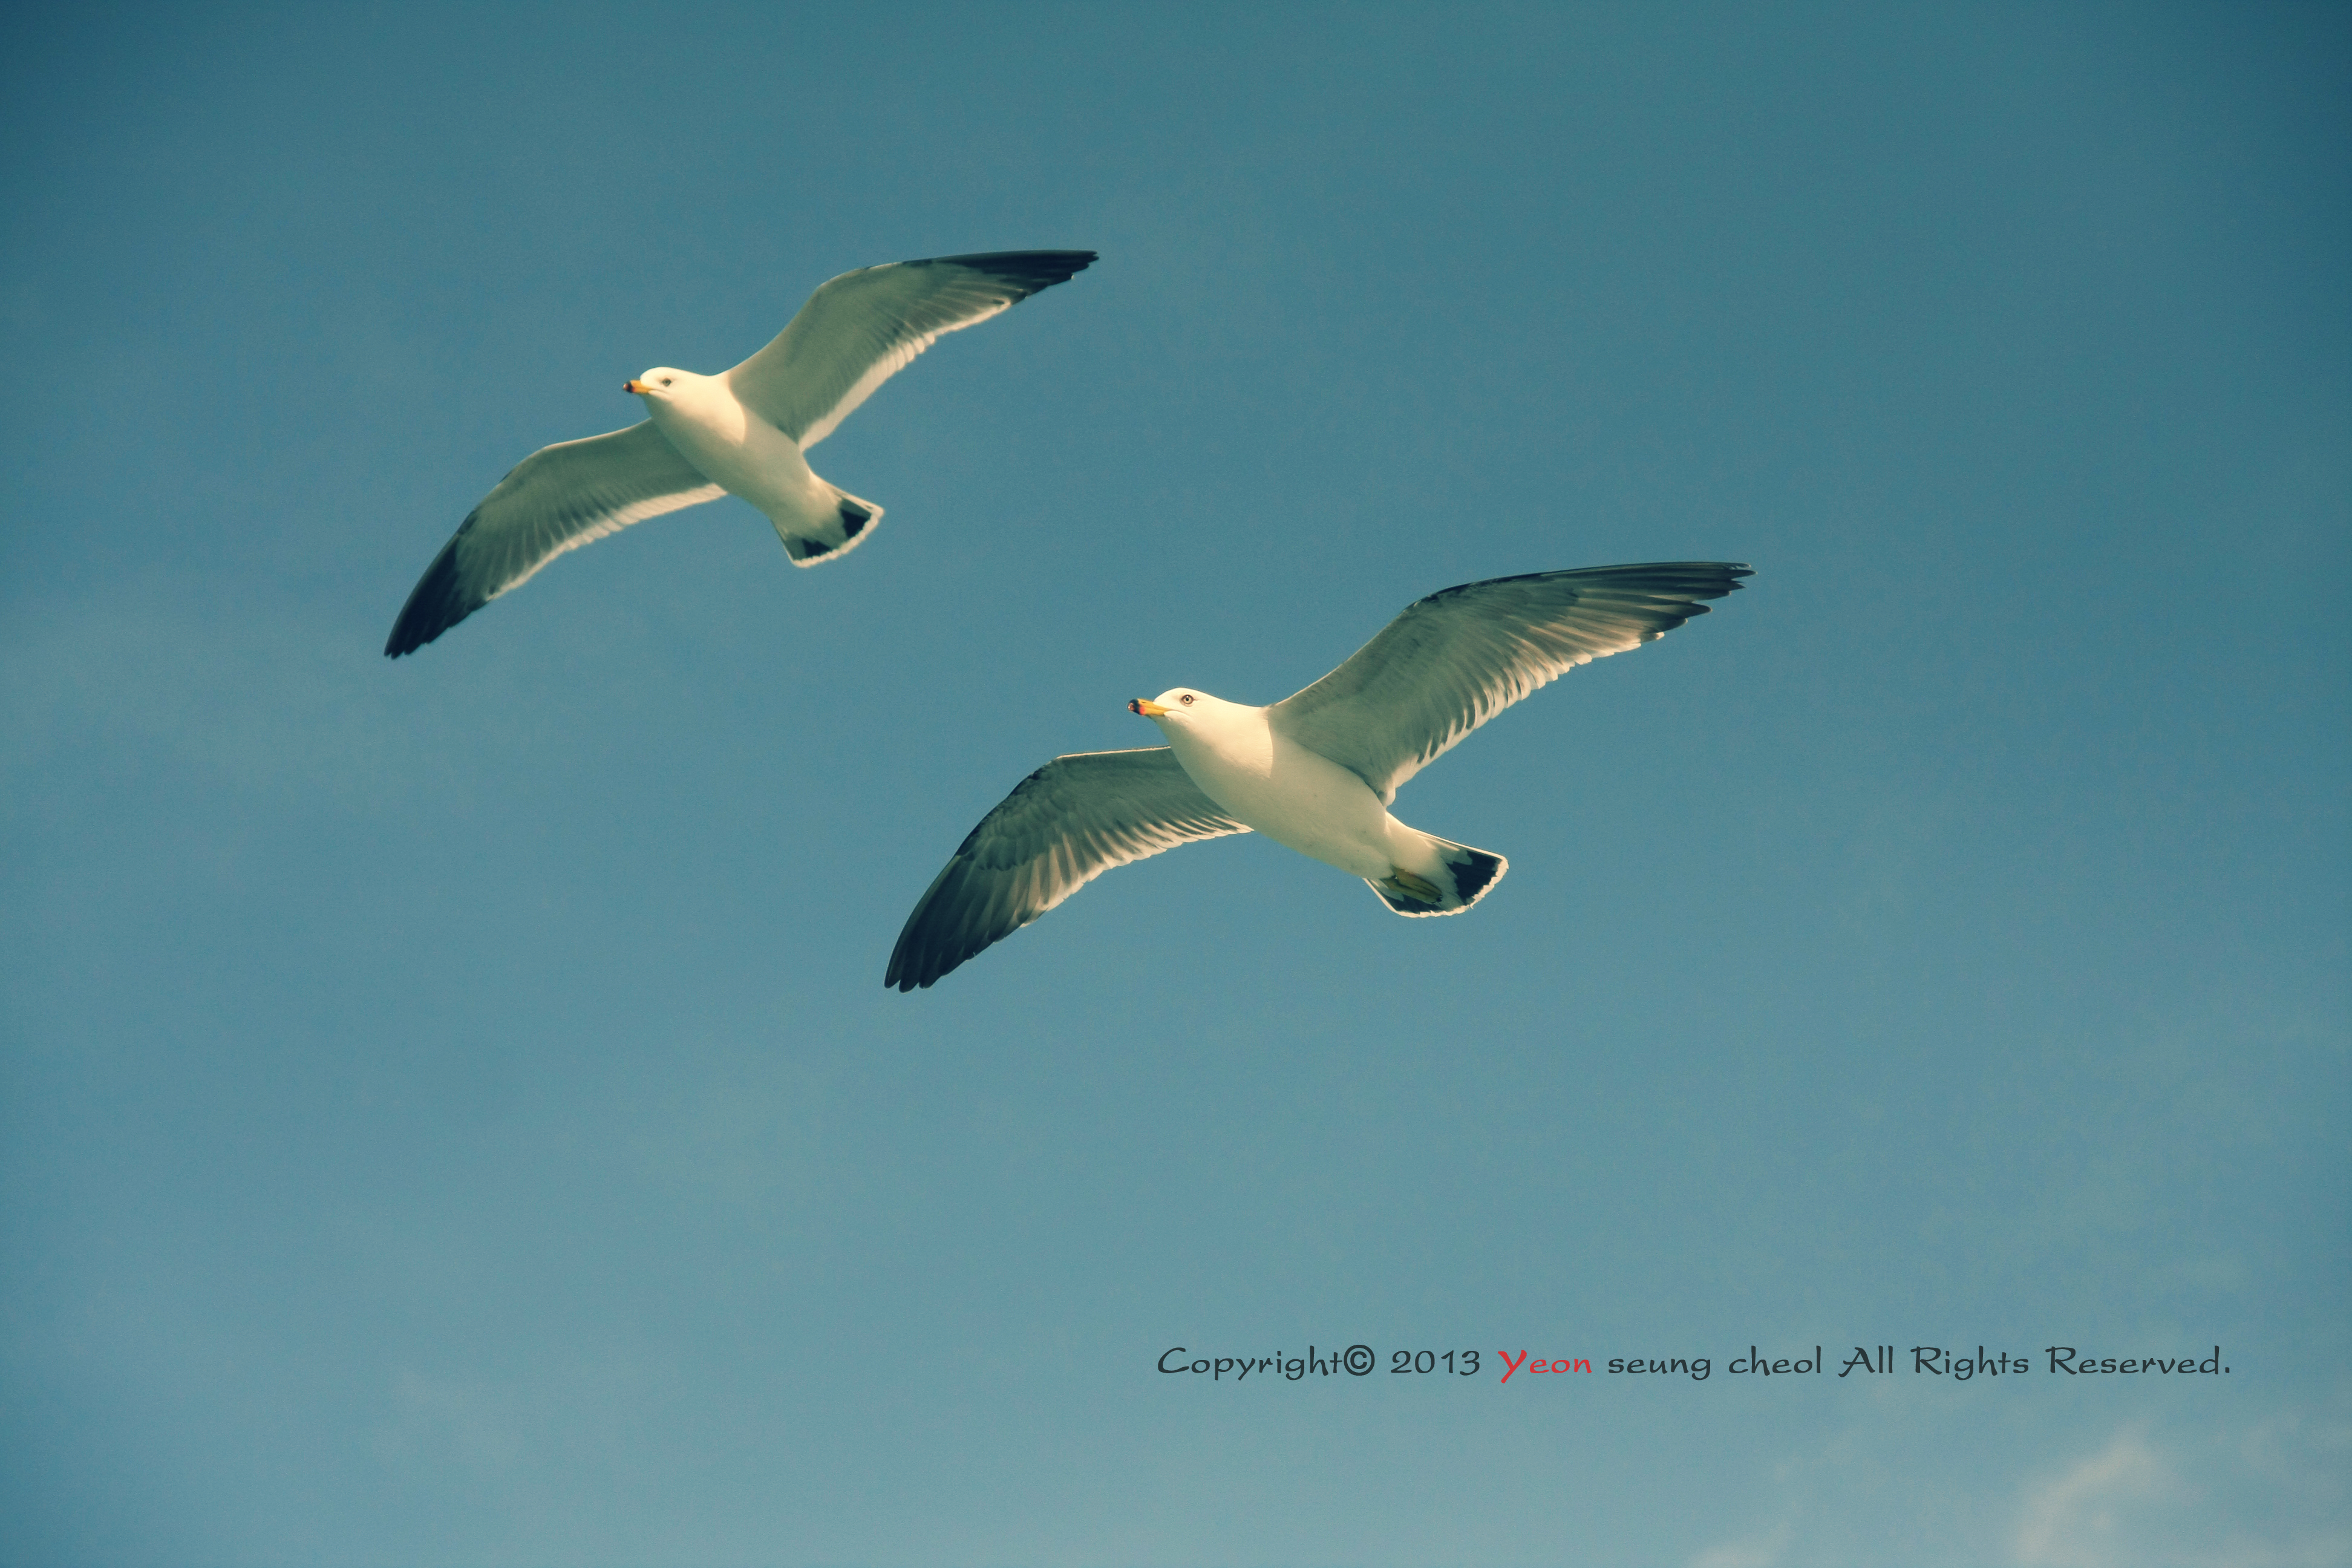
[384, 249, 1098, 657]
[886, 561, 1752, 989]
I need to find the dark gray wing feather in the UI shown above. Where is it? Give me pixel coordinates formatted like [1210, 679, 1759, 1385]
[727, 250, 1096, 450]
[1269, 563, 1753, 803]
[886, 746, 1248, 991]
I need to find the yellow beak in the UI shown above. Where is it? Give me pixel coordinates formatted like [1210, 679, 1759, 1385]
[1128, 698, 1171, 717]
[623, 379, 651, 394]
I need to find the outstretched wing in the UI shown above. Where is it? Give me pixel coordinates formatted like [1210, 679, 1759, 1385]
[727, 250, 1097, 450]
[886, 746, 1249, 991]
[1269, 563, 1753, 803]
[385, 420, 724, 657]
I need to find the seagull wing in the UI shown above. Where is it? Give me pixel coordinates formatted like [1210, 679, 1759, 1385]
[1269, 562, 1753, 803]
[385, 420, 725, 657]
[887, 746, 1249, 991]
[727, 250, 1097, 450]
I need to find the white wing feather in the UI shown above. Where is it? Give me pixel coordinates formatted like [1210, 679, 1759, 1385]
[1269, 563, 1753, 803]
[887, 746, 1248, 990]
[727, 250, 1096, 450]
[385, 421, 724, 656]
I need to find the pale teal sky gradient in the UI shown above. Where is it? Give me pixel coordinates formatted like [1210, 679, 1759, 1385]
[2, 4, 2347, 1564]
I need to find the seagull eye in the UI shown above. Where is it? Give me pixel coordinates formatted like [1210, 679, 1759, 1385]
[1179, 694, 1195, 705]
[660, 377, 675, 387]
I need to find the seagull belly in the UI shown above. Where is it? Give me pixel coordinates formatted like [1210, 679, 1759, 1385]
[1173, 727, 1398, 881]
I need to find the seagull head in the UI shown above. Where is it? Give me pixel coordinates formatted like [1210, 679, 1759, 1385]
[622, 368, 691, 398]
[1128, 688, 1214, 722]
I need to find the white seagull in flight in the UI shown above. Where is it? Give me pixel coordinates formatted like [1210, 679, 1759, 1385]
[886, 561, 1752, 989]
[385, 249, 1097, 657]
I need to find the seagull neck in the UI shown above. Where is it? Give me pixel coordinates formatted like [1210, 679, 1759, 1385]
[1164, 707, 1273, 781]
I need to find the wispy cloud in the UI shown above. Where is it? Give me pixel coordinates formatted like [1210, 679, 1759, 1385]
[2014, 1427, 2172, 1567]
[2013, 1417, 2352, 1568]
[1691, 1517, 1793, 1568]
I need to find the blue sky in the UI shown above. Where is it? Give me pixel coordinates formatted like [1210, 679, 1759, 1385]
[2, 3, 2345, 1564]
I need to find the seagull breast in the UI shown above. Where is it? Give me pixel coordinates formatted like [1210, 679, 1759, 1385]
[1154, 696, 1398, 880]
[641, 374, 826, 523]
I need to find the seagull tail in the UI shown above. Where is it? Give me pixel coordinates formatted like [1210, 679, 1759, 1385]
[1365, 836, 1509, 917]
[779, 489, 884, 567]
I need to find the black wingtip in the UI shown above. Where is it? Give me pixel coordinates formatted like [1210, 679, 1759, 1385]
[883, 945, 945, 992]
[924, 249, 1099, 299]
[884, 905, 961, 991]
[383, 529, 486, 658]
[884, 849, 1005, 993]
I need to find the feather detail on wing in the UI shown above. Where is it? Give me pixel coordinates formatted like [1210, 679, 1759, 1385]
[727, 250, 1097, 450]
[385, 420, 724, 657]
[886, 746, 1249, 991]
[1268, 563, 1753, 803]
